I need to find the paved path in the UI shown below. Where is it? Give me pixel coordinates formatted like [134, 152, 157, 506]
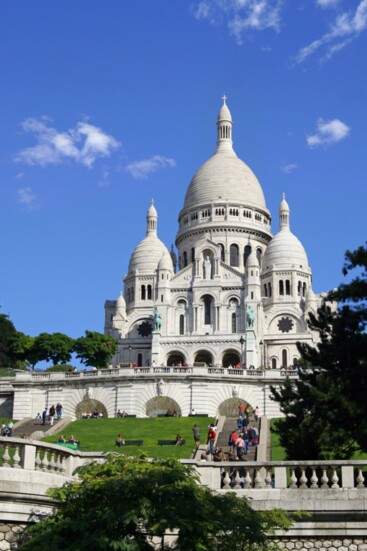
[215, 416, 259, 461]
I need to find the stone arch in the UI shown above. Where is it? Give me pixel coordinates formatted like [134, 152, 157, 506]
[222, 349, 241, 367]
[218, 398, 252, 417]
[145, 396, 182, 417]
[166, 351, 186, 366]
[194, 349, 213, 366]
[75, 399, 108, 419]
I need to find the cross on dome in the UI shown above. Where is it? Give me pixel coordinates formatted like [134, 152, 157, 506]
[222, 94, 227, 105]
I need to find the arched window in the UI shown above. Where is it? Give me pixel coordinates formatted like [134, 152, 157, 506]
[268, 282, 272, 297]
[257, 248, 262, 266]
[127, 289, 131, 302]
[219, 244, 225, 262]
[282, 349, 287, 368]
[230, 244, 239, 267]
[179, 314, 184, 335]
[147, 285, 152, 300]
[203, 295, 213, 325]
[243, 245, 251, 266]
[263, 284, 268, 297]
[285, 279, 291, 295]
[272, 358, 277, 370]
[191, 247, 195, 263]
[131, 288, 134, 301]
[137, 353, 143, 367]
[231, 313, 237, 334]
[279, 280, 284, 296]
[297, 281, 302, 296]
[302, 282, 307, 297]
[141, 285, 146, 300]
[183, 251, 188, 267]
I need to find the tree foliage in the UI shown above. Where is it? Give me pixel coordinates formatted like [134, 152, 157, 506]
[271, 244, 367, 460]
[0, 314, 18, 367]
[74, 330, 117, 368]
[20, 455, 290, 551]
[33, 332, 74, 366]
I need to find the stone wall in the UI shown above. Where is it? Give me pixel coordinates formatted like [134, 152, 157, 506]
[0, 524, 26, 550]
[274, 539, 367, 551]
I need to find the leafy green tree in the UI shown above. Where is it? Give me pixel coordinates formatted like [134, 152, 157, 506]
[271, 244, 367, 460]
[0, 314, 18, 367]
[20, 455, 290, 551]
[33, 332, 75, 366]
[74, 331, 117, 368]
[9, 332, 37, 369]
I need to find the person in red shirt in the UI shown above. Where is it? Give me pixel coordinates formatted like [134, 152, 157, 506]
[207, 425, 216, 455]
[238, 404, 245, 418]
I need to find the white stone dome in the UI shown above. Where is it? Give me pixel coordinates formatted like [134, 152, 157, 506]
[116, 291, 126, 309]
[183, 148, 267, 211]
[128, 234, 170, 275]
[158, 250, 173, 271]
[263, 228, 309, 272]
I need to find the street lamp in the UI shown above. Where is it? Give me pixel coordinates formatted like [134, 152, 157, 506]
[259, 340, 264, 368]
[239, 335, 246, 367]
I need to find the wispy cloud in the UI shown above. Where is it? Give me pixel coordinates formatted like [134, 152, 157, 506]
[98, 168, 111, 187]
[306, 118, 350, 148]
[281, 162, 298, 174]
[15, 117, 120, 168]
[125, 156, 176, 180]
[191, 0, 283, 44]
[316, 0, 340, 8]
[294, 0, 367, 64]
[17, 187, 37, 208]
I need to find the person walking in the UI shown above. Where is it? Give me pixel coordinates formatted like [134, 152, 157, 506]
[192, 424, 200, 451]
[42, 408, 47, 427]
[56, 402, 63, 420]
[207, 425, 216, 456]
[49, 405, 56, 426]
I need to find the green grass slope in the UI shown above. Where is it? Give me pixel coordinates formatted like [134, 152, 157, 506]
[42, 417, 215, 459]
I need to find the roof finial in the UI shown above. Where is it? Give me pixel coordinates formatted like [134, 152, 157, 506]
[151, 198, 154, 205]
[282, 192, 286, 201]
[222, 94, 227, 105]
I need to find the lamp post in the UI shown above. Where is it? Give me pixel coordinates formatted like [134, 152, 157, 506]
[128, 345, 132, 365]
[259, 340, 264, 368]
[239, 335, 246, 367]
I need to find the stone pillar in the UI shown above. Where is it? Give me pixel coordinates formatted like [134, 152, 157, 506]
[245, 330, 257, 368]
[151, 331, 161, 365]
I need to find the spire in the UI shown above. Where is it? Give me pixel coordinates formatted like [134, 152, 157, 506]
[146, 198, 158, 235]
[216, 95, 233, 151]
[279, 192, 290, 230]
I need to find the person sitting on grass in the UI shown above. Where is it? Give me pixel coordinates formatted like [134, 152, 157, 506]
[58, 435, 66, 443]
[68, 435, 80, 446]
[115, 434, 125, 447]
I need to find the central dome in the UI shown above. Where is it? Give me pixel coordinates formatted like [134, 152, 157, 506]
[183, 148, 266, 211]
[183, 98, 267, 212]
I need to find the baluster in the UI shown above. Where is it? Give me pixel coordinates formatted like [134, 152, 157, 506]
[41, 450, 50, 472]
[265, 468, 272, 489]
[49, 452, 57, 472]
[254, 468, 262, 488]
[35, 448, 42, 471]
[244, 469, 252, 489]
[12, 446, 21, 469]
[233, 469, 242, 489]
[356, 468, 365, 489]
[310, 468, 318, 489]
[222, 469, 231, 489]
[299, 468, 307, 489]
[58, 454, 66, 474]
[290, 468, 298, 489]
[2, 444, 10, 467]
[331, 467, 339, 489]
[321, 468, 329, 489]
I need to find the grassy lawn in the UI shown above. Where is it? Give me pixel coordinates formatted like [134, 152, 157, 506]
[42, 417, 215, 459]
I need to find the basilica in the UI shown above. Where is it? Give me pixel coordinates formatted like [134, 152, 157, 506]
[104, 98, 322, 373]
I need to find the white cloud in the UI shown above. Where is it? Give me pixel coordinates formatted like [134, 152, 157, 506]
[281, 162, 298, 174]
[97, 168, 110, 187]
[17, 187, 37, 208]
[15, 171, 24, 179]
[316, 0, 340, 8]
[191, 0, 283, 44]
[15, 117, 120, 168]
[294, 0, 367, 64]
[125, 156, 176, 180]
[306, 118, 350, 148]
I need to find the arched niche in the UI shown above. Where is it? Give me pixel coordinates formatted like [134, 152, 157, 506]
[222, 350, 240, 367]
[75, 399, 108, 419]
[194, 350, 213, 366]
[218, 398, 252, 417]
[145, 396, 182, 418]
[166, 351, 186, 366]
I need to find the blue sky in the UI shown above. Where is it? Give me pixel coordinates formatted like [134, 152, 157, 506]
[1, 0, 366, 343]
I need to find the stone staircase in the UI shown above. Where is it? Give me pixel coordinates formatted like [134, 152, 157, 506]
[13, 417, 71, 439]
[215, 416, 259, 461]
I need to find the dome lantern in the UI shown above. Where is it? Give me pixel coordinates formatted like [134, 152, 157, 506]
[279, 192, 290, 230]
[216, 95, 233, 151]
[146, 198, 158, 235]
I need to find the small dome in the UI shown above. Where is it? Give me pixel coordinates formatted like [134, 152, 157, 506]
[158, 251, 173, 271]
[147, 199, 157, 218]
[306, 287, 316, 303]
[263, 230, 309, 272]
[116, 291, 126, 309]
[279, 192, 290, 215]
[128, 234, 170, 275]
[247, 248, 259, 267]
[217, 99, 232, 123]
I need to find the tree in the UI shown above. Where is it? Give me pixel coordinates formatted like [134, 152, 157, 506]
[33, 332, 75, 366]
[9, 332, 37, 369]
[271, 244, 367, 460]
[19, 455, 290, 551]
[0, 314, 18, 367]
[74, 330, 117, 368]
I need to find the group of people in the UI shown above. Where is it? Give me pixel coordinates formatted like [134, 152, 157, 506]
[1, 420, 14, 437]
[116, 409, 128, 418]
[58, 434, 80, 446]
[81, 410, 103, 419]
[37, 403, 63, 426]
